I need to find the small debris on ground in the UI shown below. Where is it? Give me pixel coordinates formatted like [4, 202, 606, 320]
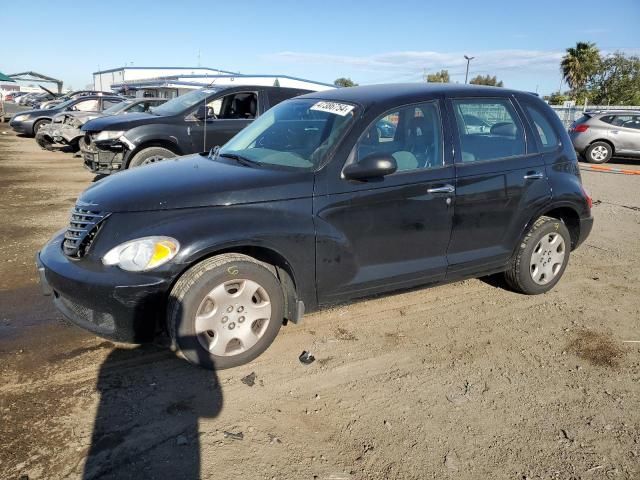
[223, 431, 244, 441]
[299, 351, 315, 364]
[241, 372, 256, 387]
[444, 451, 459, 470]
[176, 434, 188, 446]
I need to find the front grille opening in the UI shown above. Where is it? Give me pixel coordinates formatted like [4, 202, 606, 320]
[62, 207, 110, 258]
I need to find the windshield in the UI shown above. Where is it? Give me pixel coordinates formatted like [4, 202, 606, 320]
[103, 100, 133, 115]
[150, 88, 221, 116]
[219, 99, 357, 171]
[51, 98, 77, 110]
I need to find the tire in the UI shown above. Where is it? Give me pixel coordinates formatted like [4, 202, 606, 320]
[128, 146, 177, 169]
[168, 253, 285, 370]
[504, 216, 571, 295]
[32, 119, 50, 136]
[585, 141, 612, 164]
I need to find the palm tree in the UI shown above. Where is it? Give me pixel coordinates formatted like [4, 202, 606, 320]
[561, 42, 601, 91]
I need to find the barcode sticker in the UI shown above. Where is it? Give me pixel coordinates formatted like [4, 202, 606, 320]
[310, 101, 355, 116]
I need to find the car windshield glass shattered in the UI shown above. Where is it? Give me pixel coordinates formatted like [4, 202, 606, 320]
[149, 88, 221, 116]
[218, 99, 357, 171]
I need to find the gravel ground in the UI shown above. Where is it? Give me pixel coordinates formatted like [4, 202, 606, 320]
[0, 129, 638, 480]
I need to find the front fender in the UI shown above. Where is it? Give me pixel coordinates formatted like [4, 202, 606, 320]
[89, 200, 318, 309]
[123, 125, 185, 155]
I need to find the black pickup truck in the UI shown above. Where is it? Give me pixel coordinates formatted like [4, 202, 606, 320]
[80, 85, 312, 174]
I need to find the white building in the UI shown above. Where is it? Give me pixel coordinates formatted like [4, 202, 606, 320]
[94, 67, 334, 98]
[93, 67, 234, 92]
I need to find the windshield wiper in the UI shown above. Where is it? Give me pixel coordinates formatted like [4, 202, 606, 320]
[218, 152, 262, 167]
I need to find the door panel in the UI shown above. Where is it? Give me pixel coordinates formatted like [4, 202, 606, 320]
[447, 157, 551, 274]
[315, 167, 455, 302]
[445, 96, 551, 276]
[609, 125, 640, 153]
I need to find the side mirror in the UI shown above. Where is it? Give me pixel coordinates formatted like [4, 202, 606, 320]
[343, 153, 397, 181]
[195, 104, 215, 120]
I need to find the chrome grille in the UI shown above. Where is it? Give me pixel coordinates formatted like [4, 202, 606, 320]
[62, 207, 109, 258]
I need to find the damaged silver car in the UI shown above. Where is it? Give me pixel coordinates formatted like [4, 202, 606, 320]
[36, 98, 166, 151]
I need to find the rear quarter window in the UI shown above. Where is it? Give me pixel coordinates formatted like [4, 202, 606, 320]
[523, 103, 560, 151]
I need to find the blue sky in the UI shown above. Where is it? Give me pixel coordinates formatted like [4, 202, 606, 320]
[3, 0, 639, 95]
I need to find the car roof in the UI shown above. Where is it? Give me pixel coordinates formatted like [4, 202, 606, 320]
[298, 83, 524, 108]
[589, 109, 640, 116]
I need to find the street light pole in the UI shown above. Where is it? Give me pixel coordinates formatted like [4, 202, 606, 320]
[464, 55, 475, 84]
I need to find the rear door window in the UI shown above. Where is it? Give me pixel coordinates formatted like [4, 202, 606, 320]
[451, 98, 526, 162]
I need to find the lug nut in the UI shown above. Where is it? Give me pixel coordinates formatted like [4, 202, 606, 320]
[222, 316, 228, 323]
[229, 322, 236, 330]
[237, 306, 244, 313]
[238, 316, 245, 323]
[227, 306, 234, 313]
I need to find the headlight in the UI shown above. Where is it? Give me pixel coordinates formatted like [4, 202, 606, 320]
[13, 114, 29, 122]
[94, 130, 125, 142]
[102, 236, 179, 271]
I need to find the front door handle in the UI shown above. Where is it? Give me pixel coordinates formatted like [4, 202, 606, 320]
[427, 184, 455, 194]
[524, 171, 544, 180]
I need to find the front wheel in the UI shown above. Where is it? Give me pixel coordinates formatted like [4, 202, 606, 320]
[504, 216, 571, 294]
[168, 254, 285, 370]
[32, 119, 51, 136]
[128, 146, 176, 168]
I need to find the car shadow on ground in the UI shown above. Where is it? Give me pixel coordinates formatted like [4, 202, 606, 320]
[82, 336, 222, 480]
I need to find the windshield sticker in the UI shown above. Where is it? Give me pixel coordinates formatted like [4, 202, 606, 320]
[310, 101, 355, 116]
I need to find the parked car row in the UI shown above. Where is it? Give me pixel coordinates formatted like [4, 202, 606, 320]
[11, 85, 313, 174]
[36, 98, 167, 151]
[34, 83, 594, 370]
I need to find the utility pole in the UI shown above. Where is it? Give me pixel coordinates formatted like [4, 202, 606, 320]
[464, 55, 475, 84]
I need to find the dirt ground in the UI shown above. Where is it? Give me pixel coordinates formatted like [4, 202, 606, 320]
[0, 128, 638, 480]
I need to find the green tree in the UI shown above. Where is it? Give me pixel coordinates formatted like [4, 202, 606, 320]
[426, 69, 450, 83]
[561, 42, 601, 93]
[587, 52, 640, 105]
[469, 74, 504, 87]
[544, 91, 572, 105]
[334, 77, 358, 88]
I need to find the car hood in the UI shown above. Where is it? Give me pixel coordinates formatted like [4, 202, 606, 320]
[78, 153, 314, 213]
[14, 108, 48, 118]
[82, 112, 165, 132]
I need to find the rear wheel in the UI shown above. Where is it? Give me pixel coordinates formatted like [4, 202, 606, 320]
[168, 254, 284, 370]
[504, 216, 571, 294]
[585, 141, 612, 164]
[128, 146, 176, 169]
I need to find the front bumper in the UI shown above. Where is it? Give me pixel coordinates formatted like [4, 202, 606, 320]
[82, 141, 125, 175]
[37, 231, 171, 343]
[9, 118, 33, 135]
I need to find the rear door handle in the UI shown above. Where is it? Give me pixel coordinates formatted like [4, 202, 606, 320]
[524, 171, 544, 180]
[427, 184, 455, 194]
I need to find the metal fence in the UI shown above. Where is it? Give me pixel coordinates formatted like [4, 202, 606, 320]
[550, 105, 640, 129]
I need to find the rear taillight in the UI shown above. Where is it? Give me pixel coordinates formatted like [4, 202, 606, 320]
[571, 124, 589, 133]
[581, 186, 592, 209]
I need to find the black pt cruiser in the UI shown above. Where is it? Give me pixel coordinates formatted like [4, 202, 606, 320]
[37, 84, 594, 369]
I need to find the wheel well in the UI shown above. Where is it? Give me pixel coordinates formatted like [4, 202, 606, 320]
[588, 138, 614, 154]
[127, 140, 181, 167]
[542, 207, 580, 249]
[183, 245, 300, 324]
